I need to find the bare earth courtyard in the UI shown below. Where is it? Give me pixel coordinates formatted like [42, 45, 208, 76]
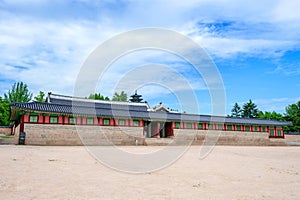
[0, 145, 299, 200]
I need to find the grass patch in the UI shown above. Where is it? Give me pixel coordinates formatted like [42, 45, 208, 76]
[0, 135, 13, 139]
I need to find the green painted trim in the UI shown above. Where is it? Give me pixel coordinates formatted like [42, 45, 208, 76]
[29, 112, 38, 116]
[86, 118, 94, 125]
[198, 123, 203, 129]
[186, 122, 192, 129]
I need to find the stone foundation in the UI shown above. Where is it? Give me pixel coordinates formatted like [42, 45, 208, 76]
[14, 124, 144, 146]
[0, 126, 12, 135]
[145, 129, 286, 146]
[14, 123, 286, 146]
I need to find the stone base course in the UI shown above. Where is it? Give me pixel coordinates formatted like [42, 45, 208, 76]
[13, 123, 286, 146]
[14, 124, 144, 146]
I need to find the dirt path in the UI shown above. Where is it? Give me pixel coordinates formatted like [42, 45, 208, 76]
[0, 145, 299, 199]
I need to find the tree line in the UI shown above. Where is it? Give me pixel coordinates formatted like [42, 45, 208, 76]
[230, 100, 300, 132]
[0, 82, 128, 126]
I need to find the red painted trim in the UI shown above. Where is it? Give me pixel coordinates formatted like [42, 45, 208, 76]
[269, 135, 284, 139]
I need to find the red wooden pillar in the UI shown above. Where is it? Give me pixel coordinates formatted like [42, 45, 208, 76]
[76, 117, 81, 125]
[44, 116, 50, 124]
[99, 118, 103, 126]
[166, 122, 174, 137]
[58, 116, 63, 124]
[64, 116, 69, 124]
[172, 122, 176, 129]
[20, 115, 25, 132]
[82, 117, 87, 125]
[94, 117, 99, 125]
[156, 122, 160, 137]
[38, 114, 43, 123]
[110, 118, 115, 126]
[222, 124, 226, 130]
[139, 120, 144, 127]
[23, 114, 29, 123]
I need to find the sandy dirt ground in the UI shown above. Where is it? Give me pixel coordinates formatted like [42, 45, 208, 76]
[0, 145, 299, 200]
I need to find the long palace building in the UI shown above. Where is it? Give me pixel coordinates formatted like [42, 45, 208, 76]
[10, 93, 291, 145]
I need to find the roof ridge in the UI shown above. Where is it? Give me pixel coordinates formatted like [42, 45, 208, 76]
[49, 93, 149, 107]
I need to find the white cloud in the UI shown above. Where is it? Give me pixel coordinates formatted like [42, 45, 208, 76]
[272, 0, 300, 22]
[0, 13, 122, 96]
[193, 36, 294, 58]
[272, 65, 300, 76]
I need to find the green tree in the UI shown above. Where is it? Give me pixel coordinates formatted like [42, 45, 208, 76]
[258, 111, 285, 121]
[88, 93, 110, 100]
[242, 99, 259, 118]
[285, 101, 300, 132]
[34, 91, 45, 102]
[231, 102, 242, 117]
[4, 82, 32, 103]
[0, 97, 10, 126]
[112, 91, 127, 102]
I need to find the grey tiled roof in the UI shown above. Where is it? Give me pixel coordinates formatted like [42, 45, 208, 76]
[10, 96, 291, 126]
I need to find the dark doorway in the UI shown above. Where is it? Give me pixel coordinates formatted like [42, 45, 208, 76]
[145, 121, 173, 138]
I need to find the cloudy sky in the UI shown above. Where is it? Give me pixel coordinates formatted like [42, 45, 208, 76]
[0, 0, 299, 115]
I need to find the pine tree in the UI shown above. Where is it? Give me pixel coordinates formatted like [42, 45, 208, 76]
[112, 91, 127, 101]
[242, 99, 259, 118]
[231, 102, 242, 117]
[34, 91, 46, 102]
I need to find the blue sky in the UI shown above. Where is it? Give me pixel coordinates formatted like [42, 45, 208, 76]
[0, 0, 299, 115]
